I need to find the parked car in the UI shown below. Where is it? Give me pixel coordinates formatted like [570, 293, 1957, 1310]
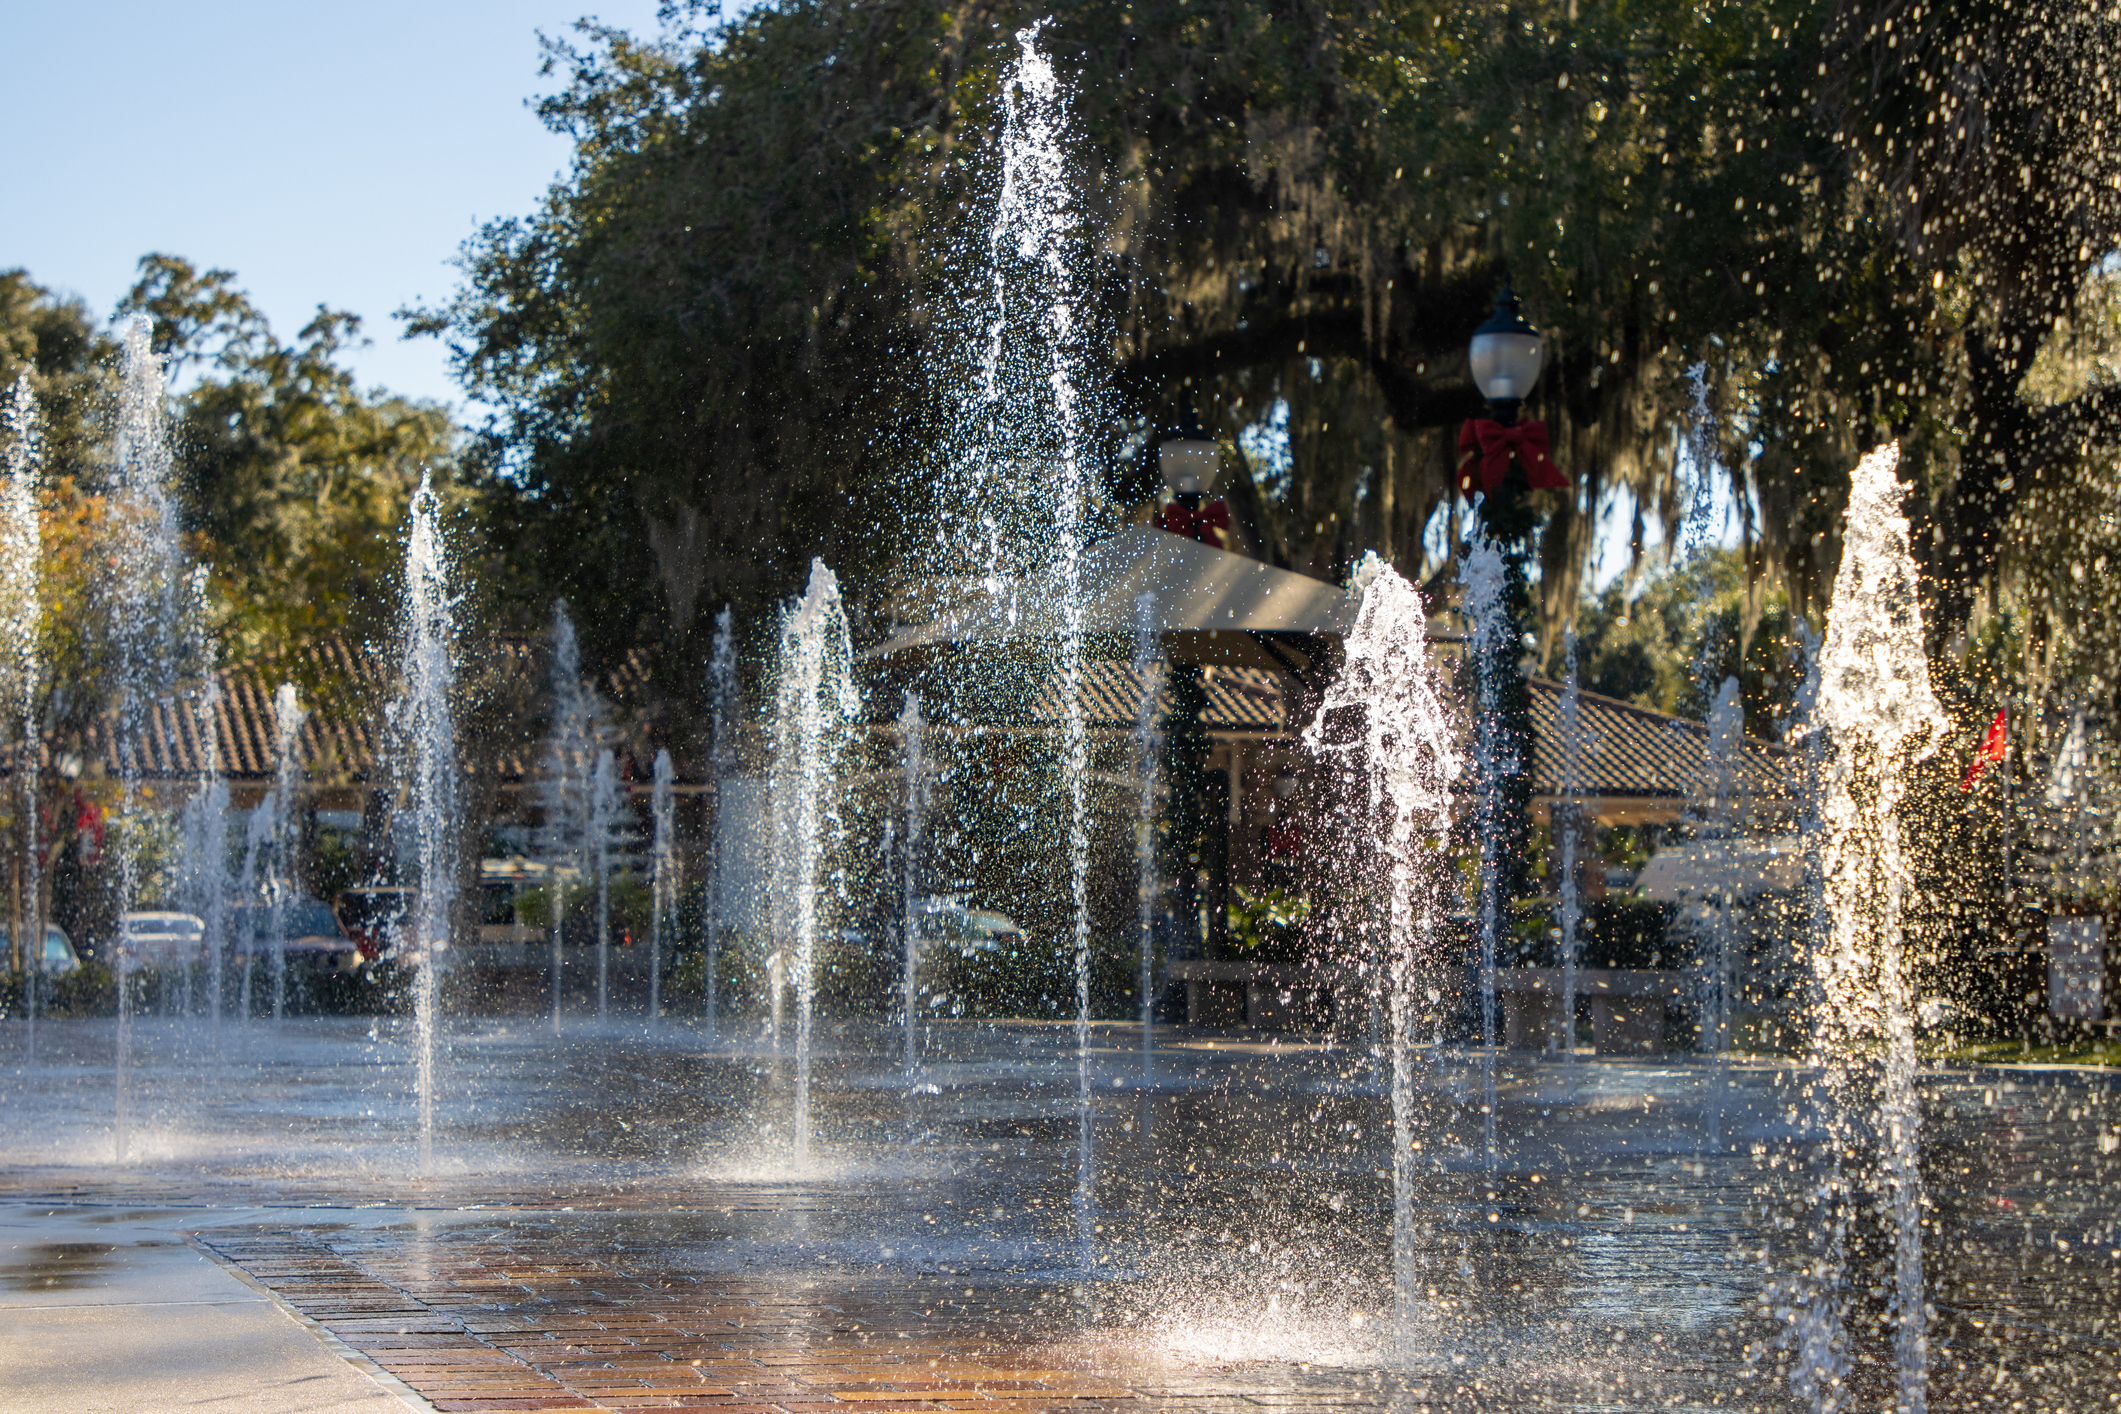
[333, 887, 417, 961]
[116, 911, 206, 967]
[0, 922, 80, 975]
[229, 899, 364, 975]
[913, 903, 1023, 957]
[908, 902, 1041, 1017]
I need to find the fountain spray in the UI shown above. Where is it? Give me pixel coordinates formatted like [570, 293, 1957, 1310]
[1134, 590, 1162, 1080]
[769, 560, 857, 1157]
[1780, 620, 1854, 1411]
[1556, 629, 1584, 1066]
[267, 684, 305, 1023]
[650, 748, 676, 1021]
[1680, 362, 1721, 558]
[3, 376, 41, 1049]
[590, 748, 618, 1021]
[176, 683, 229, 1025]
[1459, 529, 1514, 1167]
[897, 692, 927, 1089]
[985, 20, 1099, 1268]
[110, 318, 198, 1164]
[704, 605, 736, 1044]
[398, 472, 457, 1175]
[237, 796, 270, 1020]
[1702, 673, 1743, 1152]
[1306, 563, 1460, 1357]
[1815, 443, 1943, 1413]
[543, 604, 596, 1029]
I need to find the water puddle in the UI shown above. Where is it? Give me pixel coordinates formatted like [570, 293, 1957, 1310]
[0, 1242, 119, 1291]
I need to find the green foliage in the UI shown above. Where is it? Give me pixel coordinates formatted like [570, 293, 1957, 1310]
[0, 960, 117, 1017]
[117, 255, 459, 660]
[402, 0, 2121, 694]
[1225, 882, 1311, 964]
[0, 271, 114, 485]
[1572, 547, 1802, 736]
[921, 932, 1145, 1021]
[668, 932, 779, 1014]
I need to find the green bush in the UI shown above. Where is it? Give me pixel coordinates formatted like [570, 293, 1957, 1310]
[0, 961, 120, 1017]
[515, 876, 654, 944]
[923, 933, 1147, 1021]
[664, 930, 893, 1019]
[1227, 885, 1313, 965]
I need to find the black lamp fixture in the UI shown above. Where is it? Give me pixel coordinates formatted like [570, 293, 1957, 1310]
[1156, 409, 1219, 503]
[1467, 285, 1545, 425]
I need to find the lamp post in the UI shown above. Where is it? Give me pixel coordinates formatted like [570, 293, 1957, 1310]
[1457, 284, 1555, 1067]
[1457, 284, 1565, 523]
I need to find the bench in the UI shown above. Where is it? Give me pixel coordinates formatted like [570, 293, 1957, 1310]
[1166, 959, 1316, 1027]
[1493, 967, 1686, 1055]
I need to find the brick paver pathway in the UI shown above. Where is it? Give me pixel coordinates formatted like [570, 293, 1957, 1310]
[197, 1221, 1408, 1413]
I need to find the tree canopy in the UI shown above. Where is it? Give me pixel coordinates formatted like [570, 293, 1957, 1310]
[118, 256, 460, 659]
[412, 0, 2121, 723]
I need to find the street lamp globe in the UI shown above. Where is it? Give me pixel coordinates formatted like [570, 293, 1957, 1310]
[1467, 286, 1544, 418]
[1157, 412, 1219, 499]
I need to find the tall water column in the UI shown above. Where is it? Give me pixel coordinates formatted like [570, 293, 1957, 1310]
[1134, 591, 1162, 1076]
[266, 684, 306, 1022]
[398, 473, 457, 1174]
[1305, 564, 1460, 1357]
[175, 683, 229, 1025]
[897, 692, 927, 1089]
[1555, 630, 1585, 1066]
[110, 319, 202, 1164]
[590, 749, 618, 1021]
[704, 605, 736, 1044]
[542, 604, 597, 1029]
[769, 560, 857, 1158]
[2, 377, 42, 1034]
[649, 747, 676, 1021]
[983, 20, 1100, 1265]
[1815, 442, 1944, 1413]
[1459, 531, 1514, 1165]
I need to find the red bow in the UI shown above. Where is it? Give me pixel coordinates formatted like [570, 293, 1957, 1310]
[1962, 707, 2008, 790]
[1155, 498, 1232, 549]
[1457, 419, 1568, 498]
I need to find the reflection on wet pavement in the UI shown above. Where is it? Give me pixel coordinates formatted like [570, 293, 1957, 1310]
[0, 1241, 119, 1292]
[2, 1016, 2115, 1410]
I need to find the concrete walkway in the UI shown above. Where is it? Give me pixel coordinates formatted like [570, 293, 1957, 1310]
[0, 1205, 426, 1414]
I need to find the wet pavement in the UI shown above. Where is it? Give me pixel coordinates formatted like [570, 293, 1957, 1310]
[1, 1015, 2116, 1411]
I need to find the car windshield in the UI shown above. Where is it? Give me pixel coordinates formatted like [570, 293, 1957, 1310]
[286, 900, 341, 935]
[0, 924, 71, 959]
[126, 916, 201, 935]
[967, 912, 1018, 935]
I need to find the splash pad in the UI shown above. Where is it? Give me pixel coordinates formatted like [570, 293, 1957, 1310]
[1, 27, 2116, 1414]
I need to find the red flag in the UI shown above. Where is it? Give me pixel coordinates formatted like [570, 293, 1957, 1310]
[1962, 708, 2007, 790]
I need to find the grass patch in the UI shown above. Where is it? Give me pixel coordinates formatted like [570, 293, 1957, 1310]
[1945, 1035, 2121, 1068]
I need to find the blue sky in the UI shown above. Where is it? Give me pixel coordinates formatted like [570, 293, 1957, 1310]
[4, 1, 679, 408]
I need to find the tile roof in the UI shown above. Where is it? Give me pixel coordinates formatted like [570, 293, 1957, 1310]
[1028, 662, 1286, 734]
[74, 639, 1787, 814]
[1524, 677, 1794, 806]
